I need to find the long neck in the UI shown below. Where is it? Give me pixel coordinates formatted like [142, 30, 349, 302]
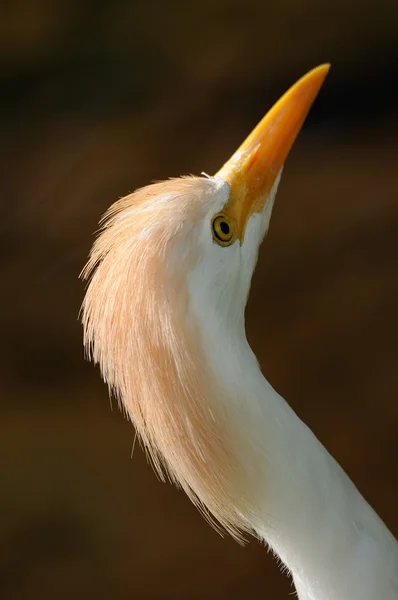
[191, 301, 398, 599]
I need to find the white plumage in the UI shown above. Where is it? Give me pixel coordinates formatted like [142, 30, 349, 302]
[82, 65, 398, 599]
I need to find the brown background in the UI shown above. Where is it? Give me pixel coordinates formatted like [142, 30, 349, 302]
[1, 1, 398, 599]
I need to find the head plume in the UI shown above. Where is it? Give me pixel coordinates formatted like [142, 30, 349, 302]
[81, 176, 254, 539]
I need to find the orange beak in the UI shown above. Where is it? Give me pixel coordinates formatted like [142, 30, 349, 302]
[215, 64, 330, 242]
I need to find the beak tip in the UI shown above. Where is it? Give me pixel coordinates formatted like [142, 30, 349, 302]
[296, 63, 330, 102]
[314, 63, 331, 81]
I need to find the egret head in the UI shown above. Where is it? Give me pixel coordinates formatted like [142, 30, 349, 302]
[81, 65, 329, 538]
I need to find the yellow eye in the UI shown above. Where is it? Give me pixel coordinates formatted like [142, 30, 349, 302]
[211, 214, 234, 246]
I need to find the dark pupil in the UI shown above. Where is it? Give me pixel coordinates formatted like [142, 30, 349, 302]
[220, 220, 230, 235]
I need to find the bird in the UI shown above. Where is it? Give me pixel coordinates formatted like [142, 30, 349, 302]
[81, 65, 398, 600]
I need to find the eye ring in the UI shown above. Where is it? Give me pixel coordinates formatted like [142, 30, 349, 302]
[211, 214, 234, 246]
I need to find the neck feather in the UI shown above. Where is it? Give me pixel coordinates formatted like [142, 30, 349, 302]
[188, 283, 398, 598]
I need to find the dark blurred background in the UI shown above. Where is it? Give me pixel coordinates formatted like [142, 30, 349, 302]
[1, 1, 398, 599]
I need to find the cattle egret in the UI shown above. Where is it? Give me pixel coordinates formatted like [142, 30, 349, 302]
[81, 65, 398, 599]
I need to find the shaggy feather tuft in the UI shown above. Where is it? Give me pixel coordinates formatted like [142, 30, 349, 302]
[81, 177, 253, 540]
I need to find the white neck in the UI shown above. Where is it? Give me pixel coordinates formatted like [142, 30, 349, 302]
[187, 280, 398, 599]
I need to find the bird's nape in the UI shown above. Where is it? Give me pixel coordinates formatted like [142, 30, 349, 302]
[81, 176, 255, 538]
